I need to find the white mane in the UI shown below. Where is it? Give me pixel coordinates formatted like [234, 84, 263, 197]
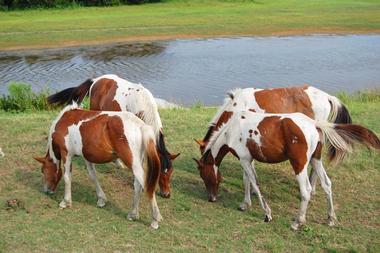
[204, 121, 231, 153]
[138, 87, 163, 139]
[209, 88, 243, 126]
[47, 102, 79, 162]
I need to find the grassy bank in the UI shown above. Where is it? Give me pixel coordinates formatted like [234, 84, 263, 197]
[1, 0, 380, 50]
[0, 95, 379, 252]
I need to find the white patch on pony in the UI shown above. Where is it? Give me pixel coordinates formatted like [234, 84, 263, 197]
[65, 123, 84, 156]
[48, 102, 80, 163]
[304, 86, 332, 121]
[213, 165, 218, 177]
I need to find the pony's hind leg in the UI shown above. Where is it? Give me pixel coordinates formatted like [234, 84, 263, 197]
[60, 156, 73, 209]
[128, 177, 143, 221]
[311, 158, 337, 226]
[85, 161, 107, 207]
[309, 167, 319, 196]
[241, 160, 272, 222]
[291, 166, 312, 230]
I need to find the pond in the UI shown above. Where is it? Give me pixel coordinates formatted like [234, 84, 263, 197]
[0, 35, 379, 105]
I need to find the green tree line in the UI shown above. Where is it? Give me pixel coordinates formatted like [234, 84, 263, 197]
[0, 0, 160, 9]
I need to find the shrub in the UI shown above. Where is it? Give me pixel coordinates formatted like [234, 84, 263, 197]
[0, 82, 51, 112]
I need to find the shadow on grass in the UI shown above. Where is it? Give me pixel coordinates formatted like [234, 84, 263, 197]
[15, 167, 150, 226]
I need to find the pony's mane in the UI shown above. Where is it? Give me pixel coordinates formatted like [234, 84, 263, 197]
[204, 121, 230, 153]
[208, 88, 242, 127]
[47, 102, 79, 162]
[137, 87, 163, 139]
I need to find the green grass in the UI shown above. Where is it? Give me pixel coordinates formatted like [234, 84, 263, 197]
[1, 0, 380, 50]
[0, 96, 379, 252]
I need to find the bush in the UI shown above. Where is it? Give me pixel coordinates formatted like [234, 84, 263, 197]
[0, 82, 52, 112]
[0, 0, 161, 9]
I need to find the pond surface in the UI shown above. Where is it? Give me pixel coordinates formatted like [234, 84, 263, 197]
[1, 35, 379, 105]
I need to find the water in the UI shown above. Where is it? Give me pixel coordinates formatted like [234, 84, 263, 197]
[1, 35, 379, 105]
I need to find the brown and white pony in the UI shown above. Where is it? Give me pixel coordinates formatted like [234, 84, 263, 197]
[34, 103, 163, 229]
[193, 110, 380, 230]
[195, 85, 352, 194]
[48, 74, 179, 198]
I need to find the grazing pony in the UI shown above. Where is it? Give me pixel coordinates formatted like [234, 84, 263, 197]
[195, 85, 352, 194]
[34, 104, 163, 229]
[48, 74, 179, 198]
[193, 110, 380, 230]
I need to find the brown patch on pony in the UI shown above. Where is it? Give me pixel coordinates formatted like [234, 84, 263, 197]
[80, 114, 120, 164]
[233, 102, 237, 106]
[249, 109, 256, 112]
[254, 86, 314, 118]
[90, 78, 122, 111]
[105, 116, 133, 168]
[281, 118, 308, 175]
[135, 111, 144, 119]
[312, 142, 323, 159]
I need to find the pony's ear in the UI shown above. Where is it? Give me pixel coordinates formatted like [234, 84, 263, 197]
[34, 156, 45, 164]
[194, 139, 205, 147]
[192, 158, 201, 168]
[168, 152, 180, 160]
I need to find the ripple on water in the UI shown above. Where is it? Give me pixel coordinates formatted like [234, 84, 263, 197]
[0, 35, 379, 105]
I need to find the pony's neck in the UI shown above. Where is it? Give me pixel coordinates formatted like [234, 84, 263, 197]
[210, 131, 230, 166]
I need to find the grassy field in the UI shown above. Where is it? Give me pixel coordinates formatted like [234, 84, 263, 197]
[0, 95, 379, 252]
[1, 0, 380, 50]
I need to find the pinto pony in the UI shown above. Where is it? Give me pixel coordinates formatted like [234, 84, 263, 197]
[193, 111, 380, 230]
[48, 74, 179, 198]
[195, 85, 352, 194]
[34, 104, 163, 229]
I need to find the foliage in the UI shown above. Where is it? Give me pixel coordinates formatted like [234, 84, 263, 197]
[0, 82, 51, 112]
[0, 0, 160, 9]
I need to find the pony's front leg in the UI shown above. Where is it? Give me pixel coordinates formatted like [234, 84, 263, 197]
[241, 160, 272, 222]
[238, 170, 252, 211]
[127, 177, 142, 221]
[85, 161, 107, 208]
[291, 167, 312, 230]
[59, 157, 72, 209]
[149, 193, 163, 230]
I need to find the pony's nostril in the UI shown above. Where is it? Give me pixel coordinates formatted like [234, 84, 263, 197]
[208, 195, 217, 202]
[160, 192, 171, 198]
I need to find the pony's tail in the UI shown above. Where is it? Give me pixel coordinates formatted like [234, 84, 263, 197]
[142, 126, 161, 199]
[316, 121, 380, 164]
[47, 79, 93, 106]
[327, 95, 352, 124]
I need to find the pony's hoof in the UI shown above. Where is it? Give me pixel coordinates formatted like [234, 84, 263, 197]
[150, 221, 159, 230]
[238, 203, 249, 211]
[59, 200, 71, 209]
[264, 214, 272, 222]
[127, 212, 139, 221]
[291, 222, 300, 231]
[97, 198, 106, 208]
[328, 215, 337, 227]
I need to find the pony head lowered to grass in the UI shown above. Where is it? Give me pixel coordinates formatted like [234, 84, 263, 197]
[193, 110, 380, 230]
[35, 103, 163, 229]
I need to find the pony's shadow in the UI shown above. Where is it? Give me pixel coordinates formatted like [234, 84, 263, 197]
[18, 168, 149, 226]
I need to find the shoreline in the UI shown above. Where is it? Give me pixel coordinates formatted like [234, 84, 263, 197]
[1, 30, 380, 52]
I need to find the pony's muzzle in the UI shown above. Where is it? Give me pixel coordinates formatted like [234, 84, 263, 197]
[208, 195, 217, 202]
[160, 191, 171, 198]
